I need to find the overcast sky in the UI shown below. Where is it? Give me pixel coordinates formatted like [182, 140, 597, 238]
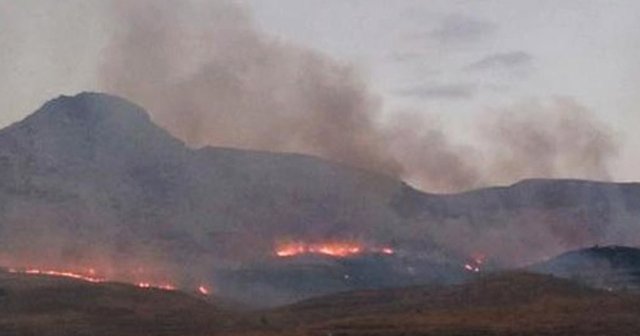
[1, 0, 639, 186]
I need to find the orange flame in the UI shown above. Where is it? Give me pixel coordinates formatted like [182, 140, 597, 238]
[8, 267, 178, 291]
[274, 241, 394, 258]
[309, 243, 362, 257]
[275, 242, 308, 257]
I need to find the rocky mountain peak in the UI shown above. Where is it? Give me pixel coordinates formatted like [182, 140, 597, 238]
[1, 92, 187, 165]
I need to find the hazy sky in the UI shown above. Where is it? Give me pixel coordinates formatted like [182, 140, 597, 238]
[1, 0, 639, 185]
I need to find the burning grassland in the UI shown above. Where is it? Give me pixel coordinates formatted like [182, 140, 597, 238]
[5, 267, 211, 295]
[274, 241, 395, 258]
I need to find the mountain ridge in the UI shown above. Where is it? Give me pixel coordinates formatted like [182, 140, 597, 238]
[1, 92, 640, 305]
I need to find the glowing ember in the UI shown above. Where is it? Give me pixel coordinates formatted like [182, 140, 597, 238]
[136, 282, 175, 290]
[275, 241, 394, 258]
[378, 247, 395, 255]
[464, 252, 487, 273]
[159, 284, 177, 291]
[198, 285, 210, 295]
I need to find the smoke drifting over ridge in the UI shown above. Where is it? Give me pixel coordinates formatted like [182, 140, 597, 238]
[483, 98, 617, 184]
[100, 0, 617, 192]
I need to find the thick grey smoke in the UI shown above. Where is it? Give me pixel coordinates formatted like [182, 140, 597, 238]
[100, 0, 616, 192]
[98, 0, 481, 192]
[101, 0, 403, 178]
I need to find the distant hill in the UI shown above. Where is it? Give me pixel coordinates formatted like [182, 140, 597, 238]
[529, 245, 640, 291]
[398, 178, 640, 266]
[270, 272, 603, 323]
[1, 92, 640, 305]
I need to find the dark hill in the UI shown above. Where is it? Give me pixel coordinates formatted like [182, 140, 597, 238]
[271, 272, 603, 323]
[257, 272, 640, 336]
[530, 245, 640, 291]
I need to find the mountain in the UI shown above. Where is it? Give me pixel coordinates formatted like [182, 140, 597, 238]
[1, 92, 640, 305]
[530, 245, 640, 291]
[0, 93, 454, 304]
[0, 93, 406, 258]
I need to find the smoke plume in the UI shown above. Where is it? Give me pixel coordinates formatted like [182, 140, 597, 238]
[99, 0, 616, 192]
[477, 97, 618, 186]
[101, 0, 403, 178]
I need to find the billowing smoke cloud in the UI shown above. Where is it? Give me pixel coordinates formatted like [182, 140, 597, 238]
[99, 0, 616, 193]
[481, 98, 617, 185]
[98, 0, 480, 191]
[101, 0, 402, 178]
[384, 112, 480, 192]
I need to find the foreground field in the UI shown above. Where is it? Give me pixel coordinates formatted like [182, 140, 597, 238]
[2, 269, 640, 336]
